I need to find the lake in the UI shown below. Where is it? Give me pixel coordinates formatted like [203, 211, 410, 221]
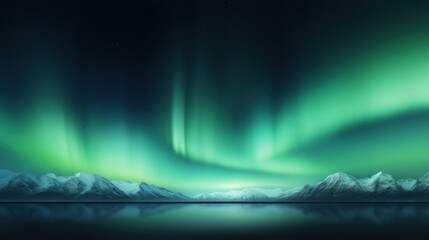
[0, 203, 428, 239]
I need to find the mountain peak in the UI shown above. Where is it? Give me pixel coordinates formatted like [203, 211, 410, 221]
[323, 172, 356, 185]
[74, 172, 92, 177]
[0, 170, 188, 201]
[374, 171, 390, 177]
[195, 188, 281, 201]
[45, 173, 57, 178]
[369, 171, 395, 182]
[355, 171, 398, 193]
[0, 169, 14, 178]
[74, 172, 97, 185]
[326, 172, 352, 179]
[419, 172, 429, 181]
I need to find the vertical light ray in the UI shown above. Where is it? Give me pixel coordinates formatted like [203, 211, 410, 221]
[172, 70, 187, 156]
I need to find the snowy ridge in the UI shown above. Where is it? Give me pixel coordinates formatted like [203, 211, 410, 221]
[4, 170, 429, 201]
[286, 171, 429, 201]
[195, 188, 299, 201]
[196, 171, 429, 201]
[0, 170, 189, 201]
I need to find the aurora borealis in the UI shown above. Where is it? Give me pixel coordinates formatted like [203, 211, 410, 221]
[2, 0, 429, 194]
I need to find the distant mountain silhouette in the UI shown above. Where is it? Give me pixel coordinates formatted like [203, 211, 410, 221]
[197, 171, 429, 201]
[285, 171, 429, 201]
[3, 170, 429, 201]
[0, 169, 189, 201]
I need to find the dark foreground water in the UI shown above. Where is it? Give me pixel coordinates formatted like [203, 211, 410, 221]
[0, 203, 429, 240]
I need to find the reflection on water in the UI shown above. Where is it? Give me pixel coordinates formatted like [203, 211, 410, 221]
[0, 203, 184, 222]
[1, 203, 429, 239]
[294, 203, 429, 224]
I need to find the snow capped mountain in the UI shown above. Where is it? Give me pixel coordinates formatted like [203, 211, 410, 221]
[137, 182, 189, 200]
[196, 189, 269, 201]
[1, 172, 40, 195]
[358, 171, 400, 193]
[286, 171, 429, 201]
[111, 180, 189, 200]
[195, 171, 429, 202]
[288, 172, 364, 200]
[4, 169, 429, 201]
[195, 188, 299, 201]
[397, 179, 416, 191]
[0, 169, 15, 188]
[67, 172, 128, 199]
[414, 172, 429, 193]
[111, 180, 140, 195]
[0, 170, 189, 201]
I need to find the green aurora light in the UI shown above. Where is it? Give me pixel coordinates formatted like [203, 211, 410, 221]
[2, 1, 429, 194]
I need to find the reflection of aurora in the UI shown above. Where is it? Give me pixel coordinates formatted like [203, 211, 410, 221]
[1, 203, 428, 238]
[1, 1, 429, 194]
[0, 203, 428, 225]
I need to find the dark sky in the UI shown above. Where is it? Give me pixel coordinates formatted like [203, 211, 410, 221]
[1, 0, 420, 108]
[1, 0, 427, 110]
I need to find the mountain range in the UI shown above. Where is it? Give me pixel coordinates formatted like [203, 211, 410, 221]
[196, 171, 429, 201]
[0, 169, 189, 201]
[3, 169, 429, 201]
[195, 187, 300, 201]
[285, 172, 418, 201]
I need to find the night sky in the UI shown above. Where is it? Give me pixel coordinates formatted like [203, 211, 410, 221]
[1, 0, 429, 194]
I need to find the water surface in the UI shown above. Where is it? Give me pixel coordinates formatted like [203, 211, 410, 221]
[0, 203, 428, 239]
